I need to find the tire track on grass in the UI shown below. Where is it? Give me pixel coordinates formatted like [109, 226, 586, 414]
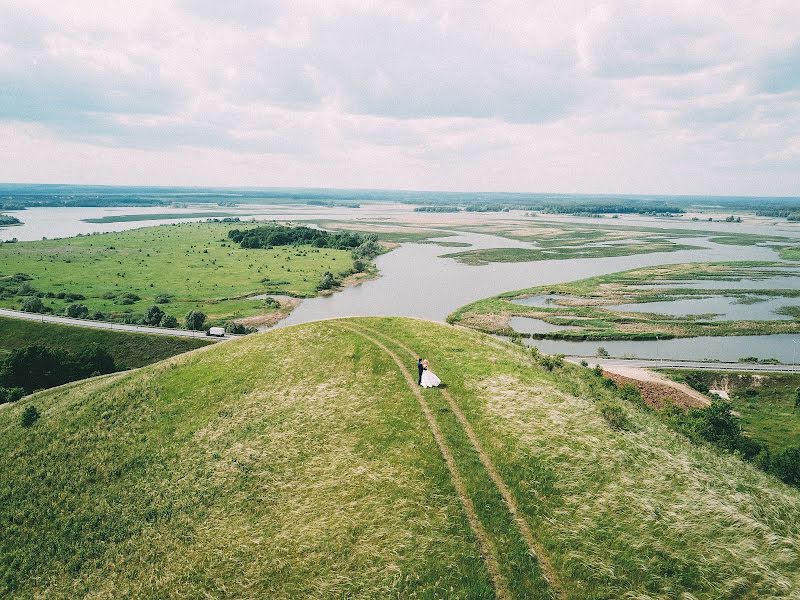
[353, 323, 565, 600]
[334, 323, 510, 600]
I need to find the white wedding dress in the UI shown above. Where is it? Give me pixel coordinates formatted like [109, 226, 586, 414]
[420, 368, 441, 388]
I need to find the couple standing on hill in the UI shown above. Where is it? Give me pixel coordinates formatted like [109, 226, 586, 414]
[417, 358, 441, 388]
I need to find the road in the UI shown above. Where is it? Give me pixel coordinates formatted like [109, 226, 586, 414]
[579, 357, 799, 373]
[0, 308, 239, 340]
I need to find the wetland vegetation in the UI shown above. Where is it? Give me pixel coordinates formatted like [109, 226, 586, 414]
[451, 262, 800, 341]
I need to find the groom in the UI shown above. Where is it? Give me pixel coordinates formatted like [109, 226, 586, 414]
[417, 358, 423, 386]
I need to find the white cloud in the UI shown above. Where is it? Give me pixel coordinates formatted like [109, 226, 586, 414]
[0, 0, 799, 194]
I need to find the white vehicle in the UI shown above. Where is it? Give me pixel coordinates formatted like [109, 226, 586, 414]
[206, 326, 226, 337]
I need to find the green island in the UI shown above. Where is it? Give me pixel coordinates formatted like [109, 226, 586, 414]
[781, 246, 800, 260]
[1, 318, 798, 597]
[450, 262, 800, 339]
[81, 212, 242, 224]
[0, 215, 22, 227]
[0, 222, 381, 328]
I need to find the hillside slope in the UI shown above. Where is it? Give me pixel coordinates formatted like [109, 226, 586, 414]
[1, 318, 799, 599]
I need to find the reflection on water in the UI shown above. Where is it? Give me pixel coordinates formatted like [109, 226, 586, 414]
[277, 234, 783, 327]
[525, 334, 800, 363]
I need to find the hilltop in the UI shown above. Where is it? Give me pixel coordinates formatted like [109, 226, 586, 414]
[1, 318, 799, 598]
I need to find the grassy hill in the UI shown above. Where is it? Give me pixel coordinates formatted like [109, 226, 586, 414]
[1, 318, 799, 598]
[0, 316, 210, 369]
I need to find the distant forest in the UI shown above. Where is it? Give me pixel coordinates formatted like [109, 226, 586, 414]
[1, 183, 799, 215]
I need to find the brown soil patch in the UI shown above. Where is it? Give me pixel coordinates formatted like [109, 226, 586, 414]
[237, 298, 301, 328]
[602, 367, 710, 410]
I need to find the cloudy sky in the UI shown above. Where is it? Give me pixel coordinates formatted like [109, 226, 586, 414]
[1, 1, 799, 195]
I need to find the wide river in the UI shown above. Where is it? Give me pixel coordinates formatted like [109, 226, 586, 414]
[3, 204, 799, 362]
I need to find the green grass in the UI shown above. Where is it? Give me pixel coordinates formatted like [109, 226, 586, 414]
[0, 222, 356, 324]
[781, 246, 800, 260]
[2, 318, 799, 597]
[0, 316, 210, 369]
[441, 241, 697, 265]
[82, 212, 240, 223]
[451, 261, 800, 340]
[663, 369, 800, 451]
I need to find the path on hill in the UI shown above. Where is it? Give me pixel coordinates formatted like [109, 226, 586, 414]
[334, 323, 510, 599]
[0, 308, 238, 340]
[346, 323, 565, 600]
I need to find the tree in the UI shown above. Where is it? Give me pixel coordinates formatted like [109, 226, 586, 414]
[73, 344, 115, 378]
[143, 305, 165, 326]
[316, 271, 338, 291]
[0, 386, 24, 404]
[770, 446, 800, 486]
[795, 387, 800, 411]
[65, 303, 89, 319]
[596, 346, 610, 358]
[20, 296, 45, 313]
[185, 310, 207, 331]
[161, 314, 179, 328]
[0, 345, 66, 391]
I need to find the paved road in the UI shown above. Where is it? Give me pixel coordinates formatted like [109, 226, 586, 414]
[577, 357, 799, 373]
[0, 308, 239, 340]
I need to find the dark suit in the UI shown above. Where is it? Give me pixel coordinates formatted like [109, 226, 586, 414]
[417, 360, 423, 385]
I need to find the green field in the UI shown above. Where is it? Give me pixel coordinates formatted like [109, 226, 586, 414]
[2, 318, 799, 597]
[0, 222, 357, 325]
[0, 316, 210, 370]
[82, 212, 241, 224]
[451, 262, 800, 340]
[664, 369, 800, 451]
[781, 246, 800, 260]
[441, 241, 697, 265]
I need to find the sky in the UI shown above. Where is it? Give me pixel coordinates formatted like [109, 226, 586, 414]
[0, 1, 799, 195]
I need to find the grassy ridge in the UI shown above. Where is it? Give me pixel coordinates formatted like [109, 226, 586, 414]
[1, 318, 799, 597]
[0, 222, 355, 323]
[0, 316, 210, 369]
[81, 212, 240, 223]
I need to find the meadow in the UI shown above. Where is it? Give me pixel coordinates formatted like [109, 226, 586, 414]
[0, 222, 358, 325]
[81, 212, 240, 224]
[1, 318, 799, 598]
[665, 369, 800, 451]
[451, 262, 800, 340]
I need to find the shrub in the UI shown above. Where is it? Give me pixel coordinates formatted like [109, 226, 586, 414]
[143, 305, 165, 326]
[770, 446, 800, 486]
[21, 405, 39, 428]
[155, 294, 172, 304]
[263, 297, 281, 309]
[596, 346, 610, 358]
[539, 354, 564, 371]
[0, 386, 25, 404]
[598, 401, 632, 431]
[225, 322, 257, 335]
[64, 293, 85, 302]
[115, 292, 141, 305]
[593, 364, 604, 377]
[161, 314, 179, 328]
[185, 310, 207, 331]
[65, 303, 89, 319]
[580, 360, 589, 367]
[20, 296, 45, 313]
[316, 271, 339, 291]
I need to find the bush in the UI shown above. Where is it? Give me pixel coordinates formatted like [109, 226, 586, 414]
[20, 296, 45, 313]
[21, 405, 39, 428]
[185, 310, 207, 331]
[539, 354, 564, 371]
[263, 297, 281, 309]
[0, 343, 115, 393]
[155, 294, 172, 304]
[225, 322, 257, 335]
[143, 305, 165, 326]
[352, 259, 367, 273]
[0, 386, 25, 404]
[598, 401, 632, 430]
[115, 292, 141, 305]
[316, 272, 339, 291]
[770, 446, 800, 486]
[161, 314, 179, 328]
[596, 346, 610, 358]
[65, 303, 89, 319]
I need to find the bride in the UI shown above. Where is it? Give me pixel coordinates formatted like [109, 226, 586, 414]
[420, 359, 442, 388]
